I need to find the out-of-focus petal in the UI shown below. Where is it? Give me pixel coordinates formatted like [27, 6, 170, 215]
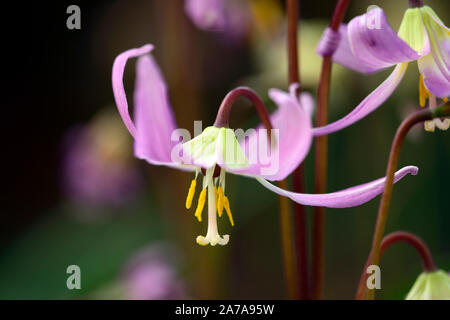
[313, 63, 408, 136]
[255, 166, 418, 208]
[418, 53, 450, 97]
[112, 44, 154, 137]
[418, 7, 450, 97]
[347, 8, 427, 70]
[226, 88, 313, 181]
[421, 6, 450, 33]
[329, 25, 382, 73]
[185, 0, 227, 31]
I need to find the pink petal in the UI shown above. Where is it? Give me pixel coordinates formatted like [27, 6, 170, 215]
[328, 25, 382, 73]
[223, 89, 313, 181]
[346, 8, 426, 70]
[256, 166, 418, 208]
[419, 52, 450, 97]
[112, 44, 154, 137]
[133, 54, 178, 164]
[112, 45, 193, 171]
[418, 13, 450, 97]
[313, 63, 408, 136]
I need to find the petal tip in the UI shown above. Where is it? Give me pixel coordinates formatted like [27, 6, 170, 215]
[139, 44, 154, 54]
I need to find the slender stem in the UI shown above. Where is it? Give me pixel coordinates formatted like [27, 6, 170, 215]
[312, 0, 350, 300]
[278, 179, 298, 299]
[287, 0, 300, 86]
[356, 231, 437, 299]
[214, 87, 272, 133]
[361, 103, 450, 300]
[286, 0, 309, 300]
[293, 168, 308, 299]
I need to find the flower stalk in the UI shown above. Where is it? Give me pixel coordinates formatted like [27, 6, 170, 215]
[356, 231, 437, 299]
[312, 0, 350, 300]
[363, 102, 450, 300]
[214, 87, 272, 132]
[286, 0, 309, 300]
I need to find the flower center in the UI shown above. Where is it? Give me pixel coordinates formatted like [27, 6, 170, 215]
[185, 166, 234, 246]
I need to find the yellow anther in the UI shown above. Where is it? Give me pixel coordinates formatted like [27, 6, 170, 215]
[194, 189, 207, 222]
[217, 186, 224, 217]
[443, 97, 448, 102]
[185, 179, 197, 209]
[223, 196, 234, 227]
[419, 75, 432, 107]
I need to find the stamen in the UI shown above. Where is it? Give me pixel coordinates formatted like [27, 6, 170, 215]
[425, 118, 450, 132]
[219, 165, 226, 192]
[424, 120, 435, 132]
[194, 189, 206, 222]
[435, 118, 450, 131]
[223, 196, 234, 227]
[185, 179, 197, 209]
[443, 97, 448, 103]
[217, 186, 224, 217]
[419, 75, 432, 107]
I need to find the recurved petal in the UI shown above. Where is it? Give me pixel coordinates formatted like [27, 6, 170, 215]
[255, 166, 418, 208]
[226, 88, 313, 181]
[112, 45, 193, 171]
[330, 25, 383, 73]
[347, 7, 426, 70]
[313, 63, 408, 137]
[112, 44, 154, 137]
[133, 54, 179, 165]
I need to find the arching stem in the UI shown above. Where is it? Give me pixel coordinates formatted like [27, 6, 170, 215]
[360, 103, 450, 300]
[356, 231, 437, 299]
[214, 87, 272, 132]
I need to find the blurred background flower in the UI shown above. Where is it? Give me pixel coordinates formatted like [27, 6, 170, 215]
[121, 244, 186, 300]
[62, 109, 142, 215]
[184, 0, 283, 45]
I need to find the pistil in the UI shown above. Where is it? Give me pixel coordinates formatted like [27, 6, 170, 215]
[196, 177, 230, 246]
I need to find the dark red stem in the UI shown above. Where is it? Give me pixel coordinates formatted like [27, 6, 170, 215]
[356, 231, 437, 299]
[358, 103, 449, 300]
[214, 87, 272, 132]
[312, 0, 350, 300]
[287, 0, 309, 300]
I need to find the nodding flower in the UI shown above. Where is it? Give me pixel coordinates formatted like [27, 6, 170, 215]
[112, 44, 418, 246]
[316, 3, 450, 134]
[406, 270, 450, 300]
